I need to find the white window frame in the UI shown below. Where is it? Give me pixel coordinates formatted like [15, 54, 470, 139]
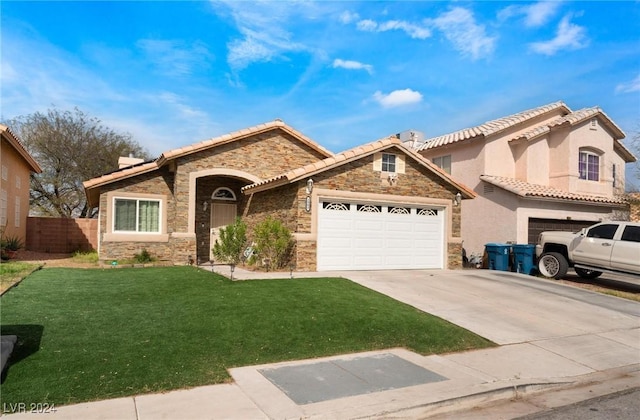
[381, 153, 396, 172]
[14, 197, 20, 227]
[112, 197, 162, 234]
[1, 165, 7, 181]
[579, 149, 600, 182]
[0, 189, 7, 227]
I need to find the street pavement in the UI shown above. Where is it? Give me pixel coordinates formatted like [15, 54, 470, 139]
[3, 267, 639, 419]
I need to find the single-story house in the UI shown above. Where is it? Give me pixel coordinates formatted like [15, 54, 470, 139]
[84, 120, 475, 271]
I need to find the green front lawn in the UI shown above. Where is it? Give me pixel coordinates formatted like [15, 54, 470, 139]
[1, 267, 494, 406]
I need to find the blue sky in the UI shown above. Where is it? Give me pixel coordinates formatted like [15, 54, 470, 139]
[2, 1, 639, 185]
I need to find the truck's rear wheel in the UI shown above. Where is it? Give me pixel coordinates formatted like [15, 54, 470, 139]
[538, 252, 568, 279]
[575, 267, 602, 279]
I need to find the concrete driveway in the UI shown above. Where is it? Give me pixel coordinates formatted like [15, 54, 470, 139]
[342, 269, 640, 346]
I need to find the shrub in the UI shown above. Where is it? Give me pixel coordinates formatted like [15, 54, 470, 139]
[251, 217, 293, 270]
[212, 217, 247, 265]
[134, 249, 155, 264]
[1, 235, 24, 251]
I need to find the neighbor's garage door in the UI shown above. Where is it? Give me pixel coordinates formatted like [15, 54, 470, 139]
[317, 201, 444, 271]
[528, 218, 597, 245]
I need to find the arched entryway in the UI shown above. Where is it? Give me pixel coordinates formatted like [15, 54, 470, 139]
[195, 178, 245, 263]
[190, 168, 262, 264]
[209, 187, 238, 260]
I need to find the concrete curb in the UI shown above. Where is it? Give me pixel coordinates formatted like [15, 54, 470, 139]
[367, 381, 572, 419]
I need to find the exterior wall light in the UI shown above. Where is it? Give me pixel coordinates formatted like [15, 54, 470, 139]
[306, 178, 314, 194]
[454, 192, 462, 206]
[305, 196, 312, 212]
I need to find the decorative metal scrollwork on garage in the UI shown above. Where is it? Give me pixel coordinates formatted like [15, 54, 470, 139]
[323, 202, 350, 211]
[389, 207, 410, 214]
[417, 208, 438, 216]
[357, 204, 382, 212]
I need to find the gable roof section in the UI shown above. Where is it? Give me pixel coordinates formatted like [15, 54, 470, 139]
[480, 175, 627, 206]
[512, 107, 635, 163]
[83, 119, 334, 191]
[417, 101, 569, 151]
[242, 137, 476, 199]
[0, 124, 42, 173]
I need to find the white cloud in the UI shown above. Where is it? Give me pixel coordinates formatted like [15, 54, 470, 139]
[616, 74, 640, 94]
[498, 1, 561, 27]
[373, 89, 423, 108]
[339, 10, 359, 24]
[356, 18, 431, 39]
[136, 39, 212, 77]
[429, 7, 496, 60]
[529, 15, 588, 55]
[332, 59, 373, 74]
[215, 1, 310, 71]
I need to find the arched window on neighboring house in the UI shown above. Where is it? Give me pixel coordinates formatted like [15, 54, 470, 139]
[211, 187, 236, 201]
[578, 148, 602, 182]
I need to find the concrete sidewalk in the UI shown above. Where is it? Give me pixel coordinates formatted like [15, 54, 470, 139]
[3, 267, 639, 419]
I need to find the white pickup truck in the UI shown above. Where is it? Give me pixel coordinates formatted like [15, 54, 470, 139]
[536, 221, 640, 279]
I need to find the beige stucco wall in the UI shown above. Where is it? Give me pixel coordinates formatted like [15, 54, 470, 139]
[482, 109, 567, 179]
[419, 110, 630, 258]
[460, 187, 519, 256]
[568, 120, 627, 197]
[0, 137, 33, 244]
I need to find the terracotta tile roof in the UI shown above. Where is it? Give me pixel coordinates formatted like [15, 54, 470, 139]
[157, 119, 332, 164]
[510, 106, 634, 162]
[0, 124, 42, 173]
[480, 175, 627, 205]
[242, 137, 477, 199]
[514, 106, 626, 141]
[242, 137, 399, 193]
[83, 119, 333, 190]
[417, 101, 569, 151]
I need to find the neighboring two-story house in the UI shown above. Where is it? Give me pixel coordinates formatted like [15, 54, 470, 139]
[0, 125, 42, 245]
[415, 101, 636, 257]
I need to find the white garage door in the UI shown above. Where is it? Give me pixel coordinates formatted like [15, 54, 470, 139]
[317, 201, 445, 271]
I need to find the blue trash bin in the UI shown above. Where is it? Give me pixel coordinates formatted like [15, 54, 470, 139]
[512, 244, 536, 275]
[484, 243, 511, 271]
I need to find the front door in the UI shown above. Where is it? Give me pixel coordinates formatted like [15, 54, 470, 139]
[210, 202, 237, 261]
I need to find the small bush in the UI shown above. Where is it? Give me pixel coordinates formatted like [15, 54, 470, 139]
[251, 217, 294, 270]
[1, 235, 24, 251]
[212, 218, 247, 265]
[134, 249, 155, 264]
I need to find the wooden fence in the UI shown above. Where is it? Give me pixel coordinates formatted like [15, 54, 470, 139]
[26, 217, 98, 253]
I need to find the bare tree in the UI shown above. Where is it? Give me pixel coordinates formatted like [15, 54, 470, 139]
[7, 108, 150, 218]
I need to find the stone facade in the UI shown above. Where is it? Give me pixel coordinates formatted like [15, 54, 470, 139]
[95, 129, 328, 264]
[629, 193, 640, 222]
[91, 127, 466, 270]
[245, 146, 463, 270]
